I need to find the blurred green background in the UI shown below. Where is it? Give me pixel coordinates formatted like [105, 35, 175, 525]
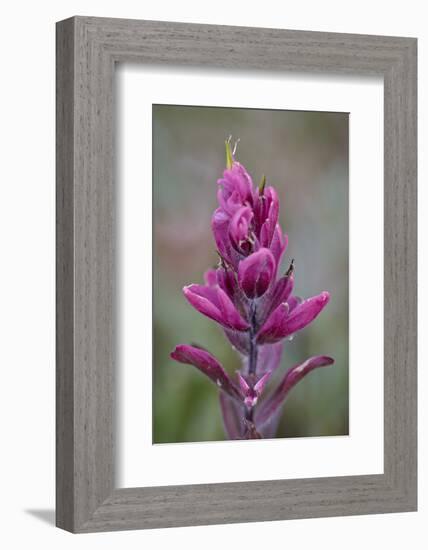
[152, 104, 349, 443]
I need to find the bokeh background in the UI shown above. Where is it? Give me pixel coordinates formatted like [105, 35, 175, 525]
[153, 104, 349, 444]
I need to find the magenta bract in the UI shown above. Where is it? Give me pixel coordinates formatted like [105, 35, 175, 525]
[238, 248, 276, 299]
[170, 140, 334, 439]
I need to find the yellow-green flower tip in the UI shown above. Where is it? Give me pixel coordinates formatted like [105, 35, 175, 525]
[225, 138, 233, 169]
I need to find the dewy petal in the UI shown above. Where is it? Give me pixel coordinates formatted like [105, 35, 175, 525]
[184, 284, 249, 331]
[223, 327, 250, 355]
[256, 355, 334, 426]
[171, 344, 241, 400]
[257, 302, 290, 344]
[284, 291, 330, 336]
[219, 393, 244, 439]
[238, 248, 276, 298]
[265, 187, 279, 226]
[257, 291, 330, 344]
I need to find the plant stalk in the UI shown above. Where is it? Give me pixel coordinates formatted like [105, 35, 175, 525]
[248, 301, 258, 376]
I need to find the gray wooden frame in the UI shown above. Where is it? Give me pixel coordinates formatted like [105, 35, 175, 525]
[56, 16, 417, 533]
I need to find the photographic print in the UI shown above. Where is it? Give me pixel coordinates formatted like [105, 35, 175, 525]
[153, 105, 349, 443]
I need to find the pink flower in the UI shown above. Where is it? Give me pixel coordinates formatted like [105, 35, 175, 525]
[171, 138, 334, 439]
[171, 344, 242, 401]
[183, 284, 249, 331]
[255, 356, 335, 427]
[229, 206, 254, 253]
[257, 291, 331, 344]
[238, 248, 276, 299]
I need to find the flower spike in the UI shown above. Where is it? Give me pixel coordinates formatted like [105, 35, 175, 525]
[171, 140, 334, 440]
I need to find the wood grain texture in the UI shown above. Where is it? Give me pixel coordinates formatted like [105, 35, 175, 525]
[56, 18, 75, 532]
[56, 16, 417, 533]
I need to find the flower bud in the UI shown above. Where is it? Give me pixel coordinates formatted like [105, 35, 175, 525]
[238, 248, 276, 299]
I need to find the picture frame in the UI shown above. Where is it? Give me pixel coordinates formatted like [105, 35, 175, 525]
[56, 16, 417, 533]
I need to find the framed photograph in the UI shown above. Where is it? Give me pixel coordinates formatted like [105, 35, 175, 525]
[56, 16, 417, 532]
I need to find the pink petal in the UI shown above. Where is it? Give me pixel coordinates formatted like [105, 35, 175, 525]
[285, 291, 330, 335]
[217, 162, 254, 207]
[183, 284, 249, 331]
[236, 372, 271, 408]
[257, 272, 294, 326]
[238, 248, 276, 298]
[254, 372, 271, 394]
[211, 208, 232, 262]
[256, 355, 335, 426]
[216, 267, 236, 300]
[216, 287, 250, 331]
[270, 226, 288, 269]
[183, 284, 223, 325]
[237, 372, 250, 393]
[257, 302, 290, 344]
[229, 206, 253, 248]
[171, 344, 241, 400]
[216, 187, 242, 217]
[258, 291, 330, 344]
